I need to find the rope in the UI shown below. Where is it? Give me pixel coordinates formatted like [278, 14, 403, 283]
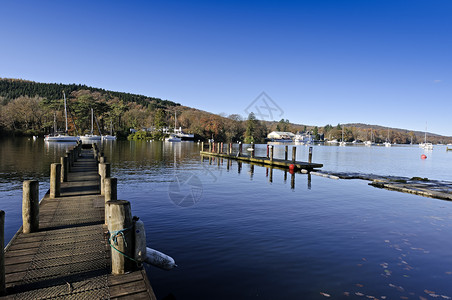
[108, 226, 140, 264]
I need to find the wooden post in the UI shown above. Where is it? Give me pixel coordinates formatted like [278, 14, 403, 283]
[229, 143, 232, 154]
[99, 156, 107, 163]
[251, 143, 255, 158]
[209, 142, 212, 152]
[0, 210, 5, 295]
[291, 172, 295, 189]
[266, 145, 269, 158]
[105, 177, 117, 224]
[66, 151, 72, 170]
[22, 180, 39, 233]
[220, 142, 223, 154]
[292, 146, 297, 162]
[285, 145, 288, 161]
[61, 156, 68, 182]
[239, 142, 242, 156]
[217, 142, 220, 154]
[201, 142, 204, 151]
[269, 167, 273, 183]
[107, 200, 134, 275]
[99, 163, 111, 195]
[270, 145, 274, 161]
[50, 163, 61, 198]
[308, 146, 313, 163]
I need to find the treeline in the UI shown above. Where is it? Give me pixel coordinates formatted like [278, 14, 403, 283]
[0, 78, 179, 110]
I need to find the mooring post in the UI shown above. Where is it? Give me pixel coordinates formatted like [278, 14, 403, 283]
[99, 156, 107, 164]
[209, 142, 212, 152]
[292, 146, 297, 163]
[107, 200, 134, 275]
[285, 145, 288, 161]
[201, 142, 204, 151]
[239, 142, 242, 156]
[266, 145, 269, 158]
[220, 142, 223, 154]
[0, 210, 5, 295]
[104, 177, 118, 224]
[308, 146, 313, 163]
[270, 145, 274, 161]
[61, 156, 68, 182]
[50, 163, 61, 198]
[66, 151, 72, 170]
[229, 143, 233, 155]
[217, 142, 221, 154]
[251, 143, 255, 158]
[99, 163, 111, 195]
[226, 143, 230, 155]
[22, 180, 39, 233]
[212, 142, 215, 153]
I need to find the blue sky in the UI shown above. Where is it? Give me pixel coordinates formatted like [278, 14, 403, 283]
[1, 0, 451, 136]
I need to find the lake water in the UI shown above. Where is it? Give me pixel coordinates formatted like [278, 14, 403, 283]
[1, 137, 452, 299]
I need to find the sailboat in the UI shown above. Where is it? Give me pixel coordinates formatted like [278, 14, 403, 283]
[364, 128, 374, 146]
[44, 92, 79, 142]
[383, 128, 391, 147]
[419, 123, 433, 150]
[339, 126, 346, 146]
[165, 111, 181, 142]
[102, 120, 117, 140]
[79, 108, 102, 142]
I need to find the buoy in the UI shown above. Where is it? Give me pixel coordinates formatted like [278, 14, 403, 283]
[134, 218, 147, 263]
[421, 154, 427, 159]
[144, 247, 177, 270]
[289, 164, 295, 170]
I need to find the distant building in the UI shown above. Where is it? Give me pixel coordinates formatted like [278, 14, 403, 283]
[267, 131, 295, 141]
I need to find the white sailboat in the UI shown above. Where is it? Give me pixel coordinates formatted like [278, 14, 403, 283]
[102, 120, 117, 140]
[364, 128, 374, 146]
[45, 92, 79, 143]
[383, 128, 391, 147]
[165, 111, 181, 142]
[420, 123, 433, 150]
[339, 126, 346, 146]
[80, 108, 102, 142]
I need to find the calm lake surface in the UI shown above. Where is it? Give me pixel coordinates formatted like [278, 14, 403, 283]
[1, 137, 452, 299]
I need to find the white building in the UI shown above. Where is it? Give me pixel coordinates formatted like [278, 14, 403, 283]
[267, 131, 295, 141]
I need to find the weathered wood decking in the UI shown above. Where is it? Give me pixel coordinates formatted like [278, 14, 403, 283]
[200, 151, 323, 170]
[2, 148, 156, 299]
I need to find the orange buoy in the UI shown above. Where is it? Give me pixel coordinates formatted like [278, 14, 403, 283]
[421, 154, 427, 159]
[289, 164, 295, 170]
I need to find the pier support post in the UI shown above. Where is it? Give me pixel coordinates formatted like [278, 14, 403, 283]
[50, 163, 61, 198]
[107, 200, 134, 275]
[105, 177, 118, 224]
[270, 145, 274, 161]
[308, 147, 313, 163]
[201, 142, 204, 151]
[239, 142, 242, 156]
[251, 143, 255, 158]
[220, 142, 223, 154]
[66, 151, 72, 170]
[285, 145, 288, 161]
[99, 156, 107, 164]
[209, 142, 212, 153]
[61, 156, 68, 182]
[266, 145, 269, 158]
[0, 210, 5, 295]
[292, 146, 297, 163]
[22, 180, 39, 233]
[99, 163, 111, 195]
[217, 143, 221, 154]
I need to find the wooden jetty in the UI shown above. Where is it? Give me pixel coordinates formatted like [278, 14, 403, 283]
[200, 142, 323, 170]
[1, 145, 156, 299]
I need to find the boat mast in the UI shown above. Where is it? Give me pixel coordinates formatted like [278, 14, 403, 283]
[63, 91, 68, 133]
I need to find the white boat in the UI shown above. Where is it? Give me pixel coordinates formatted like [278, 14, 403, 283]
[384, 128, 391, 147]
[165, 134, 181, 142]
[364, 129, 374, 146]
[420, 123, 433, 150]
[339, 126, 346, 146]
[327, 139, 339, 144]
[45, 92, 79, 143]
[102, 120, 117, 140]
[294, 133, 313, 144]
[80, 108, 101, 142]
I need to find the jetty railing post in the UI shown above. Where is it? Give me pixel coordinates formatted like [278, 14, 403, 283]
[61, 156, 68, 182]
[22, 180, 39, 233]
[0, 210, 5, 295]
[270, 145, 274, 161]
[292, 146, 297, 163]
[66, 151, 72, 171]
[229, 143, 232, 155]
[251, 143, 255, 158]
[99, 163, 111, 195]
[217, 142, 220, 154]
[308, 146, 313, 163]
[226, 143, 230, 155]
[50, 163, 61, 198]
[209, 142, 212, 153]
[285, 145, 288, 161]
[104, 177, 117, 224]
[220, 142, 223, 154]
[239, 142, 242, 156]
[201, 142, 204, 151]
[266, 145, 269, 158]
[106, 200, 134, 275]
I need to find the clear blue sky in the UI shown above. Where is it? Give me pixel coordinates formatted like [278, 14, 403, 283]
[1, 0, 451, 136]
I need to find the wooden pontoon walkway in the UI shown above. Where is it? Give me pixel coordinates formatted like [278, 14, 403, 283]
[200, 151, 323, 170]
[2, 148, 156, 299]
